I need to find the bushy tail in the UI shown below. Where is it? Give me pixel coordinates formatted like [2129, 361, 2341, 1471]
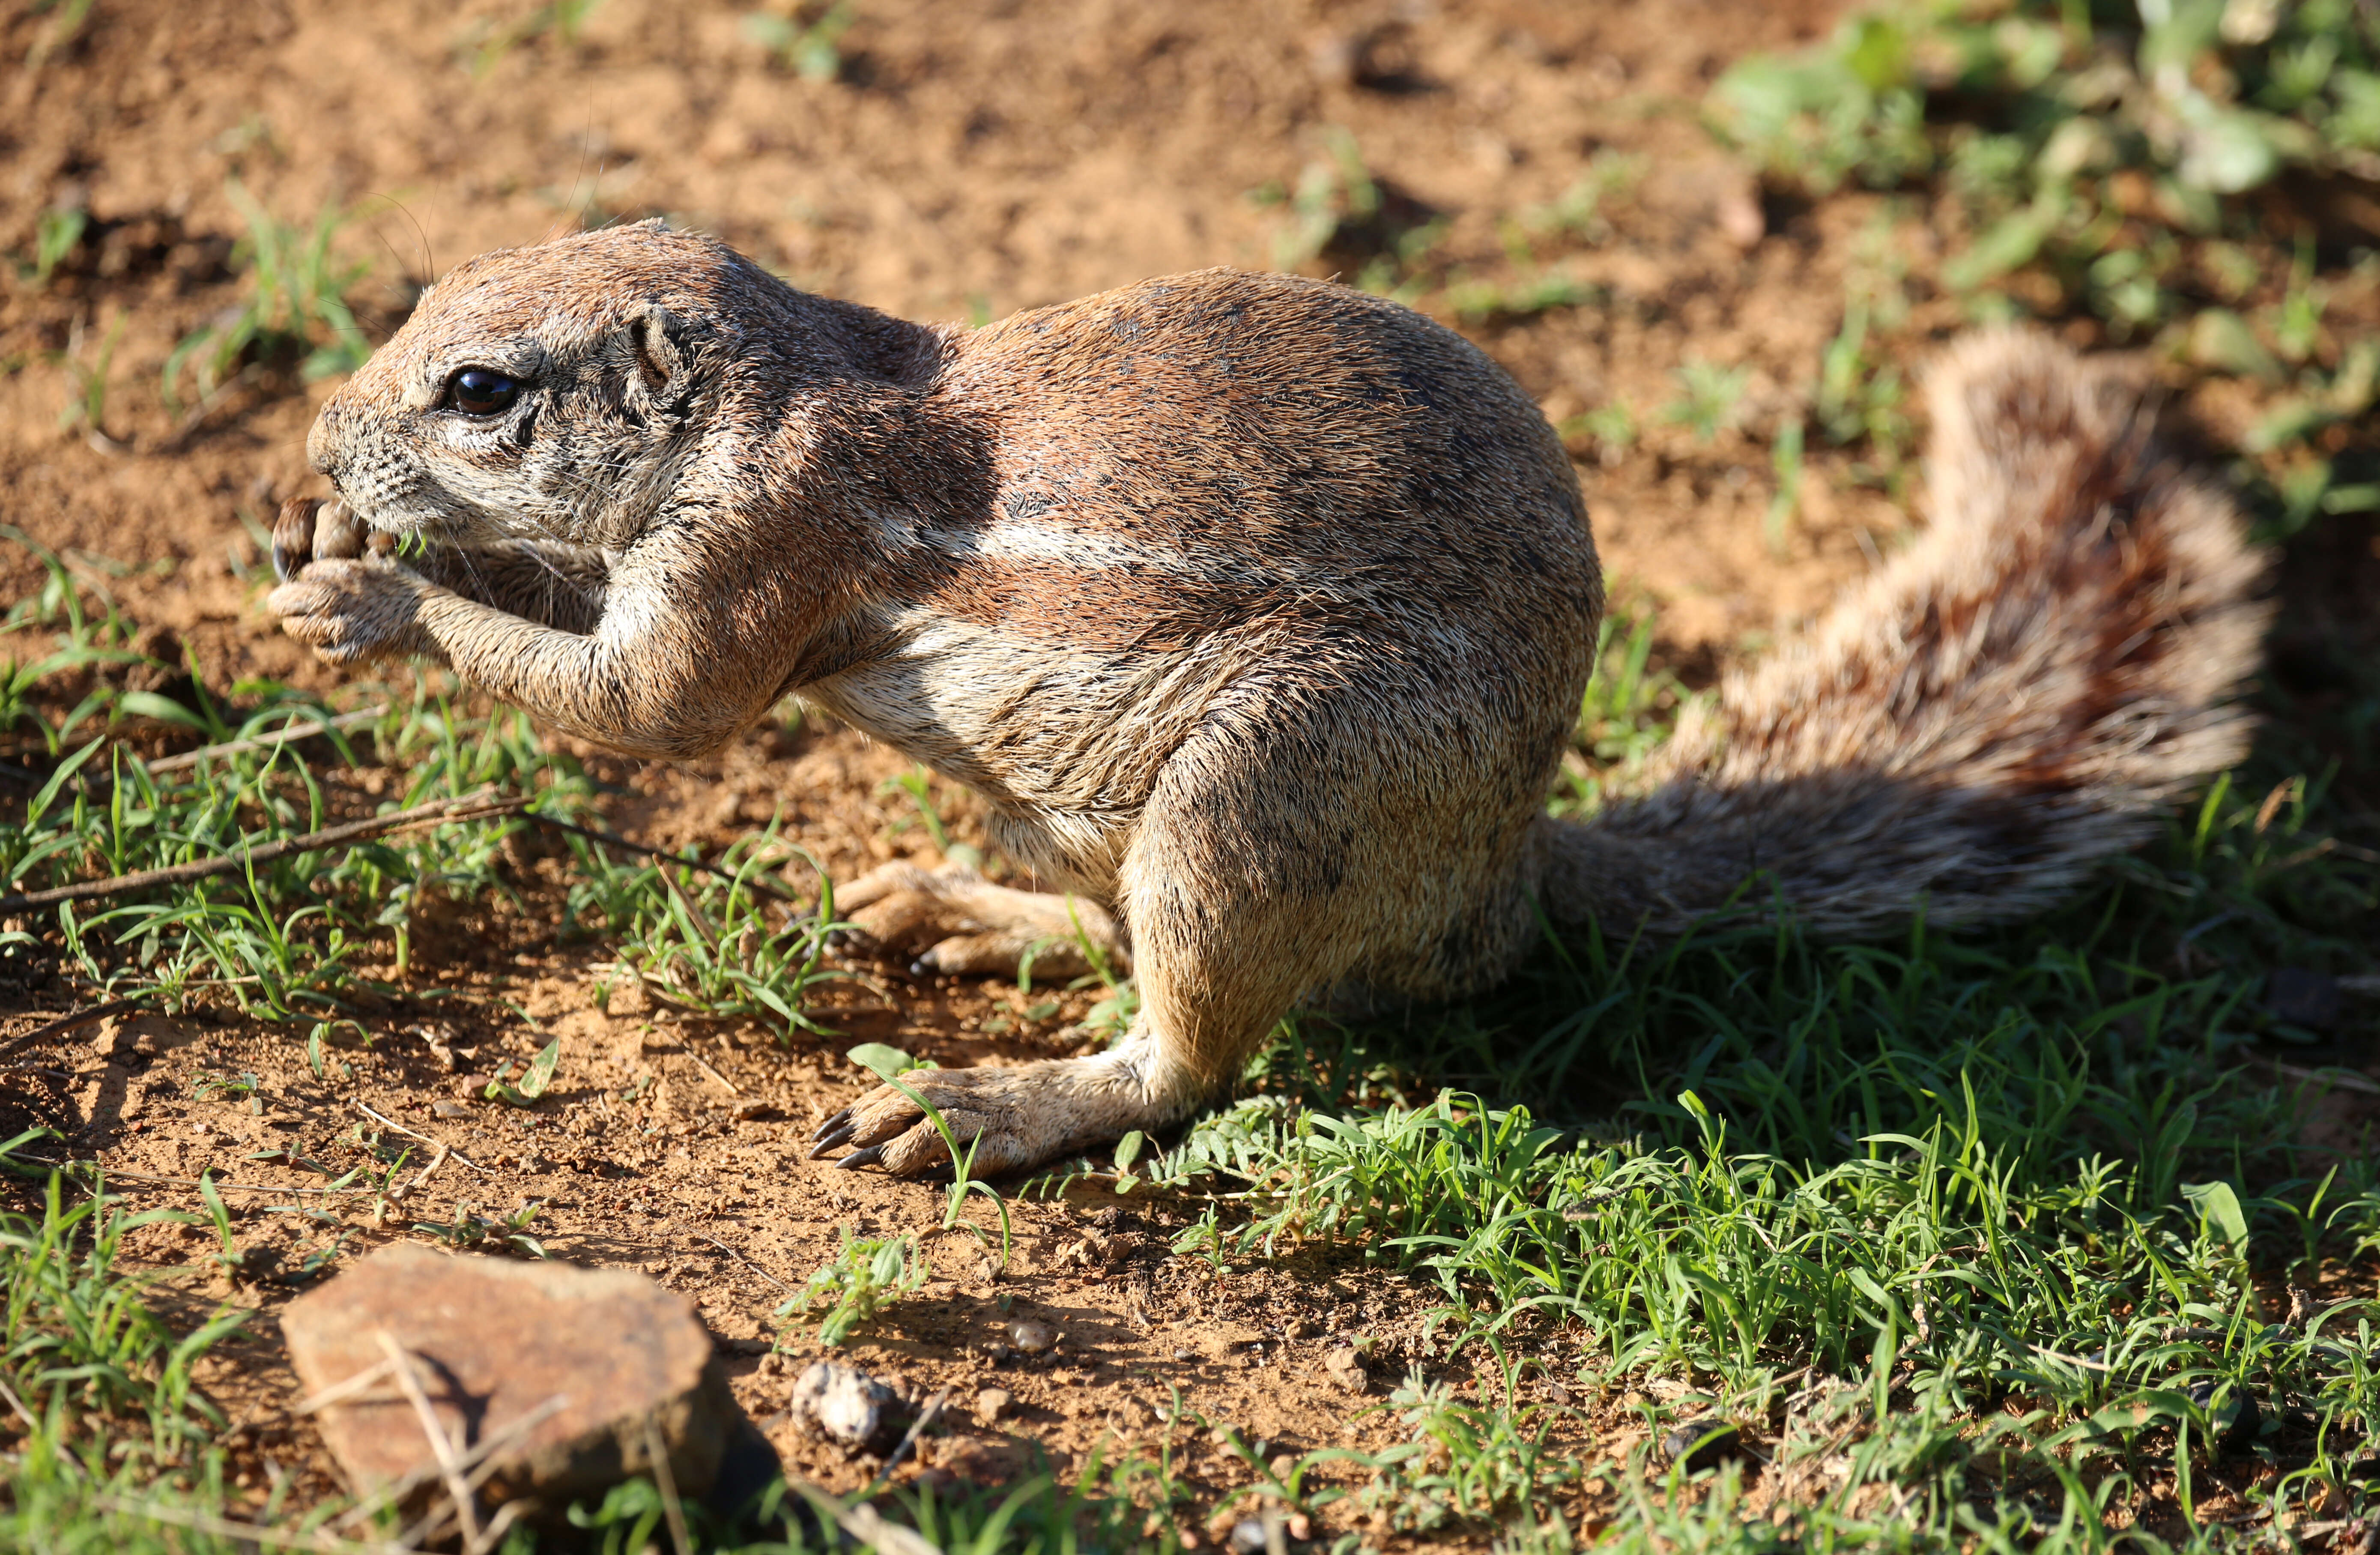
[1541, 330, 2272, 940]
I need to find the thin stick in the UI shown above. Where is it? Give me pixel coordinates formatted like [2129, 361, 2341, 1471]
[20, 1155, 369, 1196]
[868, 1389, 947, 1490]
[83, 1497, 408, 1555]
[2270, 1060, 2380, 1097]
[523, 809, 806, 905]
[391, 1142, 450, 1202]
[641, 1414, 695, 1555]
[144, 706, 387, 773]
[686, 1050, 741, 1095]
[0, 995, 149, 1059]
[358, 1102, 488, 1175]
[288, 1357, 403, 1419]
[377, 1329, 484, 1549]
[695, 1231, 790, 1292]
[0, 791, 526, 913]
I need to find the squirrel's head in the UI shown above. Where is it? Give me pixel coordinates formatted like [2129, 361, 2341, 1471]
[308, 221, 757, 552]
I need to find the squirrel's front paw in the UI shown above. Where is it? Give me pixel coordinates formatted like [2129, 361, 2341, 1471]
[267, 553, 427, 668]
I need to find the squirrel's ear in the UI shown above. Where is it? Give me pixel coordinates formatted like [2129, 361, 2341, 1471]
[624, 302, 700, 415]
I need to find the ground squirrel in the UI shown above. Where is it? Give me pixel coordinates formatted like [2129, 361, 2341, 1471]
[270, 221, 2268, 1177]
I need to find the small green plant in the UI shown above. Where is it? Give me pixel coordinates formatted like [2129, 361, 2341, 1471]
[189, 1072, 261, 1103]
[482, 1037, 561, 1108]
[459, 0, 609, 76]
[27, 206, 87, 284]
[1356, 1372, 1583, 1533]
[1519, 150, 1649, 245]
[161, 180, 372, 415]
[598, 841, 845, 1039]
[1765, 414, 1805, 553]
[781, 1226, 927, 1346]
[881, 764, 980, 869]
[846, 1043, 1015, 1268]
[1659, 359, 1751, 443]
[57, 314, 127, 447]
[24, 0, 95, 69]
[413, 1201, 548, 1258]
[1268, 126, 1383, 272]
[743, 0, 856, 81]
[192, 1172, 247, 1287]
[1558, 400, 1637, 466]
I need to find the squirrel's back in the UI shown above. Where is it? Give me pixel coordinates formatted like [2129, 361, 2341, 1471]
[901, 268, 1601, 653]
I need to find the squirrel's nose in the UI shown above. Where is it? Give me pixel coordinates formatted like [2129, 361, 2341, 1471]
[305, 398, 348, 480]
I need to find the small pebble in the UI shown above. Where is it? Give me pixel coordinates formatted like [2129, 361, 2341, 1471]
[983, 1342, 1015, 1364]
[1661, 1418, 1740, 1472]
[731, 1097, 770, 1121]
[976, 1386, 1013, 1423]
[430, 1100, 472, 1120]
[1173, 1346, 1195, 1361]
[1228, 1519, 1269, 1554]
[2187, 1381, 2260, 1453]
[1008, 1318, 1058, 1355]
[789, 1361, 908, 1456]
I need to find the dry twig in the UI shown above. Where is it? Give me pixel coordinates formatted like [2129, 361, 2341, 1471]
[0, 791, 525, 913]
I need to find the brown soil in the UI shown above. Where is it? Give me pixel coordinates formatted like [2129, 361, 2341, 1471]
[4, 0, 2377, 1546]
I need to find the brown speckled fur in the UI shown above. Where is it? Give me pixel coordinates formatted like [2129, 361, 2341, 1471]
[270, 223, 2266, 1178]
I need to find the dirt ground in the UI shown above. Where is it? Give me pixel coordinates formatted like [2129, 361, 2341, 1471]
[5, 0, 2378, 1544]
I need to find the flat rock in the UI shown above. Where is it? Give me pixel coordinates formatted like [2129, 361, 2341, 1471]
[281, 1242, 741, 1518]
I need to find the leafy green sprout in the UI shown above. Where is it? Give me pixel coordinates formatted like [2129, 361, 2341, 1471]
[57, 313, 127, 446]
[743, 0, 857, 82]
[412, 1201, 548, 1259]
[161, 179, 373, 417]
[460, 0, 609, 77]
[191, 1173, 246, 1286]
[844, 1042, 1013, 1270]
[781, 1227, 928, 1346]
[23, 0, 95, 69]
[28, 206, 87, 284]
[1659, 359, 1751, 443]
[482, 1037, 561, 1107]
[882, 764, 981, 869]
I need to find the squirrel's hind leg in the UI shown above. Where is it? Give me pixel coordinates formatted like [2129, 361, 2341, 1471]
[812, 722, 1372, 1178]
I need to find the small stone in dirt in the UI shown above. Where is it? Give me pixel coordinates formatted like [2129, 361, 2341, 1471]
[983, 1341, 1015, 1364]
[731, 1098, 771, 1121]
[1008, 1318, 1058, 1355]
[1545, 1382, 1573, 1406]
[1661, 1418, 1741, 1472]
[430, 1100, 472, 1119]
[975, 1386, 1013, 1423]
[788, 1361, 909, 1456]
[1323, 1345, 1369, 1393]
[2187, 1381, 2261, 1453]
[2267, 968, 2342, 1030]
[1228, 1518, 1272, 1554]
[1173, 1346, 1195, 1362]
[281, 1242, 748, 1519]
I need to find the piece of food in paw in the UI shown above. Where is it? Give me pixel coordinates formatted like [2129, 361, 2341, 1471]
[272, 496, 378, 582]
[272, 498, 320, 583]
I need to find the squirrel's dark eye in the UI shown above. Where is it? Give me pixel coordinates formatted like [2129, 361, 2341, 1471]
[450, 369, 520, 416]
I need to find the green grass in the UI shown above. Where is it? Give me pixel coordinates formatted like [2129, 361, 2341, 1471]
[160, 179, 375, 418]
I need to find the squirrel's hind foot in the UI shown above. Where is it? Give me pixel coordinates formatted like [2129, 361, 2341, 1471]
[834, 860, 1126, 981]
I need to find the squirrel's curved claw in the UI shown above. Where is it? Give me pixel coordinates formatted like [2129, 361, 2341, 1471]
[833, 1144, 887, 1172]
[806, 1109, 857, 1158]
